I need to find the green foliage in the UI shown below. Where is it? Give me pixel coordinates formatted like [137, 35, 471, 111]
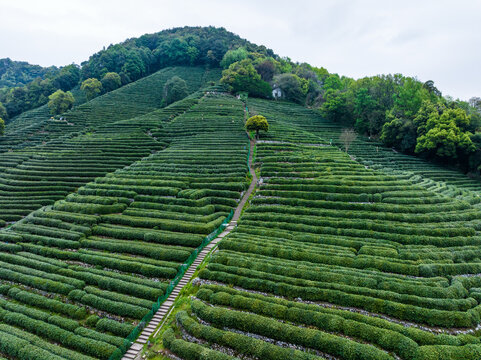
[0, 102, 7, 120]
[81, 78, 102, 100]
[246, 114, 269, 138]
[221, 59, 272, 98]
[415, 108, 475, 159]
[0, 117, 4, 136]
[54, 64, 81, 91]
[381, 116, 417, 153]
[220, 47, 248, 68]
[162, 75, 188, 105]
[320, 89, 351, 123]
[273, 73, 305, 104]
[0, 58, 58, 88]
[255, 59, 276, 81]
[47, 89, 75, 115]
[0, 61, 80, 118]
[101, 72, 121, 92]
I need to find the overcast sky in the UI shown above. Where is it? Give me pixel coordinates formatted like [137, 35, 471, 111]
[0, 0, 479, 100]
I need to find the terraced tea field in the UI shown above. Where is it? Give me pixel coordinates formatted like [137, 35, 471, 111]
[3, 67, 481, 360]
[249, 99, 481, 196]
[0, 67, 220, 228]
[0, 77, 250, 358]
[157, 100, 481, 360]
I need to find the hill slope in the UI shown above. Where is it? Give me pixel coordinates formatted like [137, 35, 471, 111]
[151, 97, 481, 360]
[0, 66, 220, 228]
[0, 58, 58, 88]
[1, 28, 481, 360]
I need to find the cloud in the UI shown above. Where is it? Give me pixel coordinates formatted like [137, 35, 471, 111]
[0, 0, 479, 99]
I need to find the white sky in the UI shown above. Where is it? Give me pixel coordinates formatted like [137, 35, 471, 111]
[0, 0, 480, 100]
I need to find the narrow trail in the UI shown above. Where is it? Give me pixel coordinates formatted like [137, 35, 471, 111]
[122, 134, 257, 360]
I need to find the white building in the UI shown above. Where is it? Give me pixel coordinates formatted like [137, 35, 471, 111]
[272, 86, 282, 99]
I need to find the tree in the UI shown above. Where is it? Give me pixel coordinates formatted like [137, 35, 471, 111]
[340, 128, 357, 153]
[273, 73, 305, 104]
[246, 115, 268, 139]
[81, 78, 102, 100]
[220, 59, 271, 98]
[255, 60, 275, 82]
[469, 97, 481, 111]
[415, 108, 475, 159]
[320, 89, 351, 124]
[392, 77, 426, 119]
[220, 47, 248, 68]
[0, 102, 7, 121]
[163, 76, 188, 105]
[423, 80, 442, 97]
[101, 72, 121, 92]
[381, 117, 417, 153]
[0, 118, 4, 136]
[47, 90, 75, 115]
[53, 64, 81, 91]
[353, 88, 377, 135]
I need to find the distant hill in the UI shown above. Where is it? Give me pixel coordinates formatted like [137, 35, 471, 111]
[0, 26, 274, 120]
[0, 57, 58, 88]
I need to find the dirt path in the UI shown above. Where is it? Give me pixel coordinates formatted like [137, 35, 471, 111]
[233, 137, 257, 221]
[121, 134, 257, 360]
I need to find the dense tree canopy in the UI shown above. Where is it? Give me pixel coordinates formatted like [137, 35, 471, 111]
[415, 107, 475, 159]
[221, 59, 271, 98]
[47, 90, 75, 115]
[0, 117, 4, 136]
[0, 62, 79, 119]
[220, 47, 248, 68]
[255, 60, 275, 82]
[101, 72, 121, 92]
[273, 73, 306, 104]
[162, 76, 188, 105]
[318, 71, 481, 172]
[0, 103, 7, 120]
[0, 58, 58, 88]
[53, 64, 81, 91]
[81, 78, 102, 101]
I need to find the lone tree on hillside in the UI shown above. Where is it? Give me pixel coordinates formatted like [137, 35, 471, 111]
[340, 128, 357, 153]
[0, 118, 4, 136]
[246, 115, 269, 139]
[163, 76, 188, 106]
[48, 90, 75, 115]
[81, 78, 102, 100]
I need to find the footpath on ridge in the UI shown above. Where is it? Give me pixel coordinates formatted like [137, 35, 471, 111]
[121, 134, 257, 360]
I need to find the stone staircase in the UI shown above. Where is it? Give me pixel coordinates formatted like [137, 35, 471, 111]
[121, 221, 236, 360]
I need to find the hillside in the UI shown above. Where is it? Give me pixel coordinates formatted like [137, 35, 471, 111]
[0, 58, 58, 89]
[0, 66, 220, 227]
[1, 27, 481, 360]
[154, 98, 481, 360]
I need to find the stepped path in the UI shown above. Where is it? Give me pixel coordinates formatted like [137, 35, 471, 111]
[122, 136, 257, 360]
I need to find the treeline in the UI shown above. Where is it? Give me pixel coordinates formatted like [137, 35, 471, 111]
[0, 64, 80, 119]
[0, 26, 274, 121]
[218, 46, 481, 174]
[0, 58, 58, 88]
[319, 75, 481, 173]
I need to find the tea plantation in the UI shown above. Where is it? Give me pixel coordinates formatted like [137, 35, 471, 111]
[0, 66, 220, 228]
[158, 99, 481, 360]
[2, 67, 481, 360]
[0, 66, 250, 359]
